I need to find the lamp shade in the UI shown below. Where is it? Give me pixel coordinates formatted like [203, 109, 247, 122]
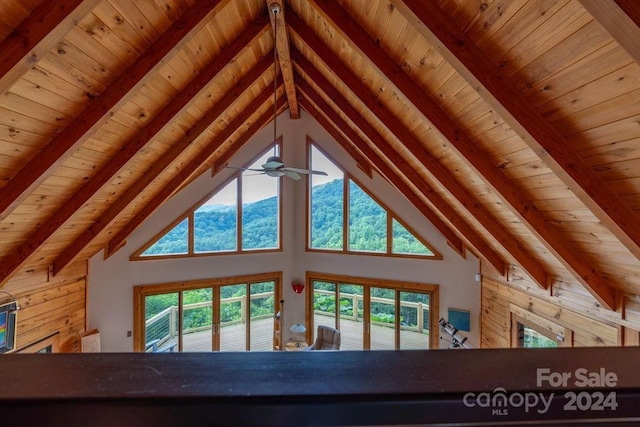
[290, 323, 306, 334]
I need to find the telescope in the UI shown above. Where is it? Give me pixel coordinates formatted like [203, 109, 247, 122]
[439, 317, 471, 349]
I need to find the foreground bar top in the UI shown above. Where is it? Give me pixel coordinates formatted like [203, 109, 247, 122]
[3, 348, 640, 426]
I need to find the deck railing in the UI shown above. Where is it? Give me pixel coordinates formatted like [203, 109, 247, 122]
[145, 291, 274, 346]
[314, 289, 429, 333]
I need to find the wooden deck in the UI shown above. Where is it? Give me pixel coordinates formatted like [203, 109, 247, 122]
[161, 315, 429, 352]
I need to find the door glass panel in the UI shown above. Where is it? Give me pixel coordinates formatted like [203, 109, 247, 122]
[339, 283, 363, 350]
[399, 291, 429, 350]
[312, 281, 337, 342]
[249, 281, 275, 351]
[220, 284, 246, 351]
[182, 288, 213, 352]
[144, 293, 179, 352]
[370, 287, 396, 350]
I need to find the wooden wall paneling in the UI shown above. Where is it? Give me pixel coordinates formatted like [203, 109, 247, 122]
[394, 1, 640, 294]
[0, 15, 270, 288]
[52, 54, 274, 275]
[297, 91, 464, 255]
[624, 329, 640, 346]
[3, 260, 87, 353]
[0, 0, 231, 223]
[482, 278, 620, 349]
[290, 21, 547, 287]
[621, 292, 640, 346]
[107, 81, 278, 256]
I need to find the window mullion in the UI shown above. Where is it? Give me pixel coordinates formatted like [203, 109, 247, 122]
[343, 177, 349, 252]
[238, 176, 243, 252]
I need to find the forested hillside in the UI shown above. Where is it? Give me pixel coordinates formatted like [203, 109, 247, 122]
[144, 179, 432, 255]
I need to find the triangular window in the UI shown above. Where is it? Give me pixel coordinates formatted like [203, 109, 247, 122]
[308, 142, 440, 259]
[133, 145, 281, 259]
[141, 217, 189, 256]
[392, 218, 434, 256]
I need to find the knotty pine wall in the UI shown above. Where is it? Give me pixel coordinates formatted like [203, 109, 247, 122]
[4, 260, 87, 353]
[481, 269, 640, 348]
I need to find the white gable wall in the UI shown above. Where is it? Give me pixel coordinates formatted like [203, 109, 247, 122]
[88, 110, 480, 351]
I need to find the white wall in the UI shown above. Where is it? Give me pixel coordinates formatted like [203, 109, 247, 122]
[88, 111, 480, 351]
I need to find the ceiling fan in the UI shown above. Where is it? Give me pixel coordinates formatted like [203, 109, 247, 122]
[226, 3, 326, 181]
[228, 155, 327, 181]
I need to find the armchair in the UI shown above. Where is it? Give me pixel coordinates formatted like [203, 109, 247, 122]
[308, 325, 341, 350]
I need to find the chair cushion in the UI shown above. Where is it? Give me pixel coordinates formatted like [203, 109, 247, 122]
[315, 326, 341, 350]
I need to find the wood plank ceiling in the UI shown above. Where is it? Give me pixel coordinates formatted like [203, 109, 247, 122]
[1, 0, 640, 313]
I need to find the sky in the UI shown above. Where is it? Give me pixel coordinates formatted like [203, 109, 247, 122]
[202, 145, 342, 206]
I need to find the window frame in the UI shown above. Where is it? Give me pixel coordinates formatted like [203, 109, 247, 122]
[509, 305, 572, 348]
[305, 140, 441, 260]
[133, 272, 283, 352]
[131, 143, 283, 260]
[305, 271, 440, 349]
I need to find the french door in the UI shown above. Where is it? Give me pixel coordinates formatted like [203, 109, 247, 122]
[307, 273, 439, 350]
[134, 273, 281, 352]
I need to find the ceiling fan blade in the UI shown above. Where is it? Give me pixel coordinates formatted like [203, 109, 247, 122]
[282, 167, 328, 176]
[283, 170, 302, 180]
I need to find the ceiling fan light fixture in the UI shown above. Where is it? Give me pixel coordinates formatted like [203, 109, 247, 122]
[269, 3, 281, 15]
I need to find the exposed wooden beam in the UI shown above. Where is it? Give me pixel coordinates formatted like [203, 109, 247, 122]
[298, 109, 374, 180]
[394, 0, 640, 265]
[0, 0, 240, 222]
[107, 85, 282, 257]
[0, 0, 102, 94]
[292, 39, 547, 287]
[0, 19, 269, 288]
[297, 91, 465, 256]
[579, 0, 640, 65]
[295, 73, 505, 274]
[298, 4, 613, 307]
[212, 99, 288, 174]
[51, 55, 274, 275]
[266, 0, 299, 118]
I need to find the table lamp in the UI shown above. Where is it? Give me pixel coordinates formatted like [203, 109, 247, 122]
[290, 323, 306, 347]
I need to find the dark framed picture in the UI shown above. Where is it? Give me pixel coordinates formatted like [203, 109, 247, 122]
[448, 308, 470, 332]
